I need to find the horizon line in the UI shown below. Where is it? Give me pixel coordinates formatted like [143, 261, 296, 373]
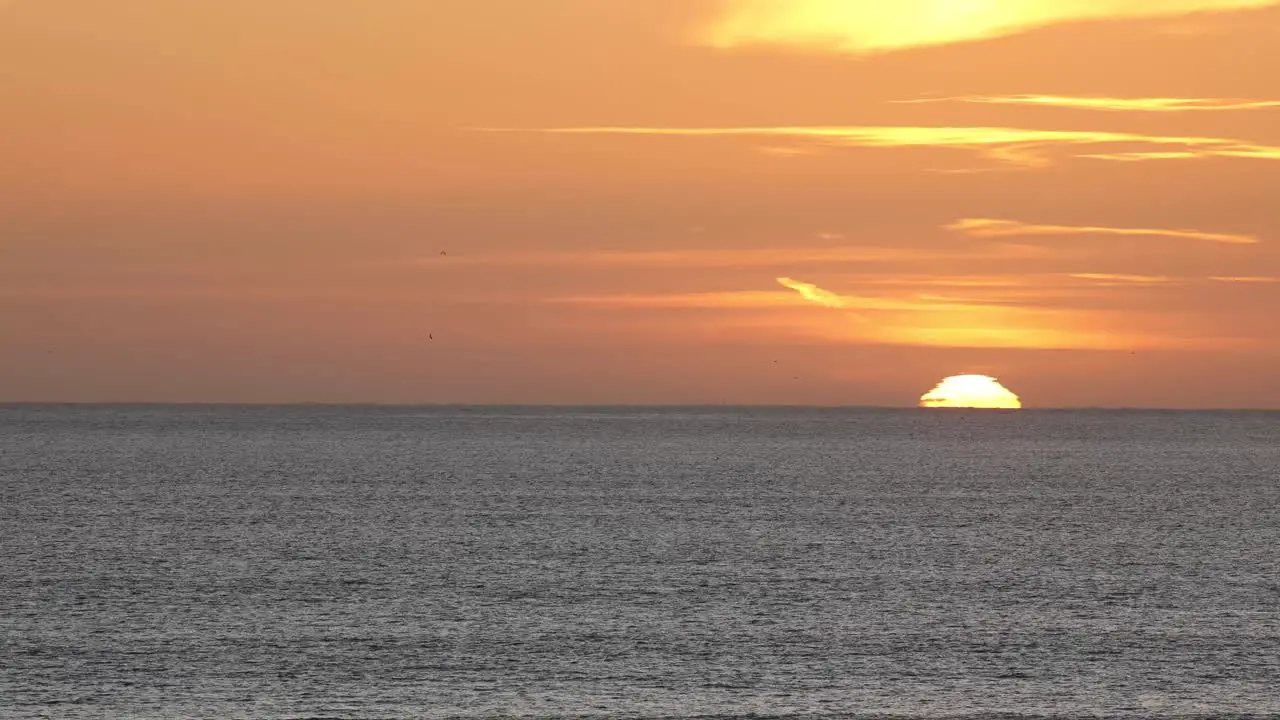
[1, 402, 1277, 412]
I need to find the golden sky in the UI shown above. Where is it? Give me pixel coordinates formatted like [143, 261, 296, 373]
[4, 0, 1280, 406]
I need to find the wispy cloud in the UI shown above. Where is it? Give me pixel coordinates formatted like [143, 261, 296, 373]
[1068, 273, 1179, 285]
[759, 146, 818, 158]
[858, 272, 1280, 288]
[555, 287, 1016, 314]
[700, 0, 1280, 54]
[477, 126, 1280, 169]
[1209, 276, 1280, 283]
[546, 268, 1265, 351]
[555, 285, 1202, 350]
[1074, 151, 1207, 162]
[946, 218, 1260, 245]
[776, 277, 852, 309]
[857, 274, 1041, 289]
[420, 244, 1045, 269]
[898, 95, 1280, 112]
[551, 292, 798, 310]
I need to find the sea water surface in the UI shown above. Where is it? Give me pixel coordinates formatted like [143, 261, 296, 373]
[3, 405, 1279, 719]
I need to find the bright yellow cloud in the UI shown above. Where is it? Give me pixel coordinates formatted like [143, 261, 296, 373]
[947, 218, 1259, 245]
[481, 126, 1280, 169]
[898, 95, 1280, 112]
[701, 0, 1280, 54]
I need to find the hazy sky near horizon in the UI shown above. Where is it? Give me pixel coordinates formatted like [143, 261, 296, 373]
[4, 0, 1280, 406]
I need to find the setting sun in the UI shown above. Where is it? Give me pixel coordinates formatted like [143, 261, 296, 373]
[920, 375, 1023, 409]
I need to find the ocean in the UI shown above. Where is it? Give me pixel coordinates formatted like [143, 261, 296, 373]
[3, 405, 1279, 719]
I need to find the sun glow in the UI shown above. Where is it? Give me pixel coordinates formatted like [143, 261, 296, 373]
[920, 375, 1023, 409]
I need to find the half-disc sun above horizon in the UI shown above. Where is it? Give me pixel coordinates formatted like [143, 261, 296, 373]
[920, 375, 1023, 409]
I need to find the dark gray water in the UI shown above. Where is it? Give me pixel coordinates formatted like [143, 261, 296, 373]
[3, 405, 1280, 719]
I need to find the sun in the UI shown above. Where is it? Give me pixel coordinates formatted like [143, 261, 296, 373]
[920, 374, 1022, 409]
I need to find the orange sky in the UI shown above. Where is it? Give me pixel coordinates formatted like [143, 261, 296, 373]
[4, 0, 1280, 407]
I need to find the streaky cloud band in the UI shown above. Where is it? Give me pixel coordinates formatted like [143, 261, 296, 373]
[896, 95, 1280, 112]
[473, 125, 1280, 169]
[947, 218, 1259, 245]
